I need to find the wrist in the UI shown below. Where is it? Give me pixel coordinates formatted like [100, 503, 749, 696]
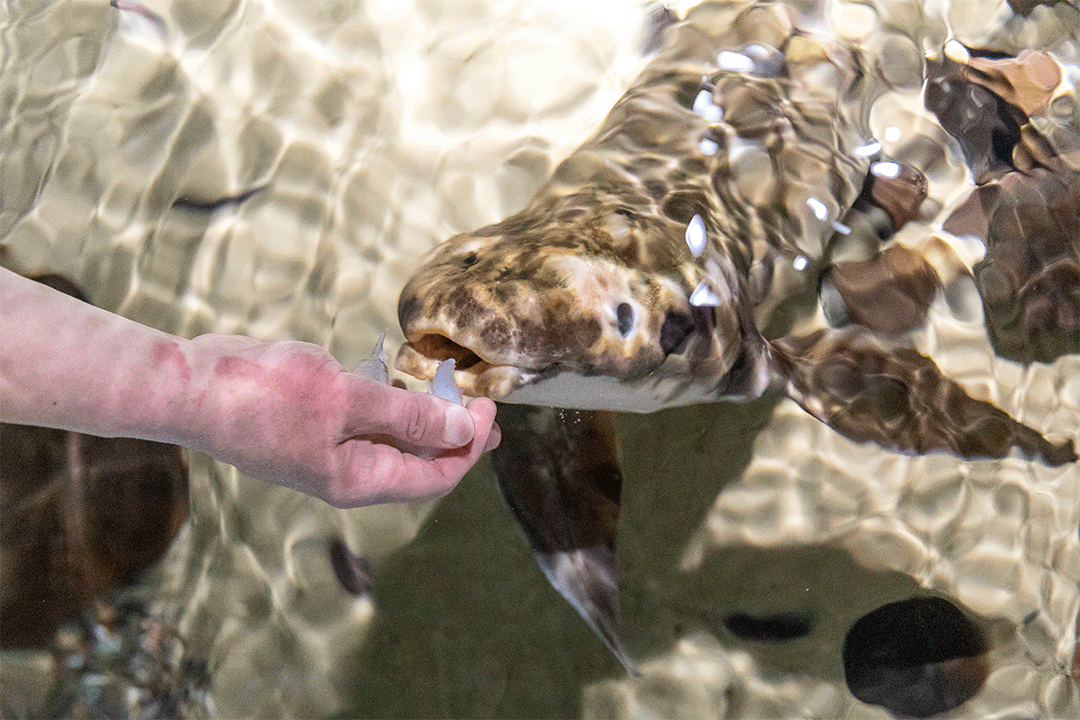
[167, 335, 250, 460]
[99, 333, 202, 446]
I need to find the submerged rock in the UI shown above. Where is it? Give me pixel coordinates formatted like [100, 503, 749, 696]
[47, 598, 210, 720]
[843, 596, 990, 718]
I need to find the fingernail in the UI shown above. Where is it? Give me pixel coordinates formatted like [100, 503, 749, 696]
[443, 404, 474, 446]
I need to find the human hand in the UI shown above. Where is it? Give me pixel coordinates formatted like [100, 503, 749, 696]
[181, 336, 500, 508]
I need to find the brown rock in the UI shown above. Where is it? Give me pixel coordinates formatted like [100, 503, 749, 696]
[826, 245, 941, 336]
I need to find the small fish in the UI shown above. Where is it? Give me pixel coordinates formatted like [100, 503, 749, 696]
[354, 333, 389, 384]
[640, 6, 678, 56]
[110, 0, 167, 41]
[429, 358, 463, 405]
[328, 537, 371, 597]
[171, 186, 266, 213]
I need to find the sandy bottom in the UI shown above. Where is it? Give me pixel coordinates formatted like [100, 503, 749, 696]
[1, 1, 1078, 718]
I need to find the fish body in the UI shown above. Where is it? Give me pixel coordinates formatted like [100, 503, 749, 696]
[354, 332, 390, 384]
[398, 0, 876, 412]
[397, 0, 1074, 465]
[394, 0, 1078, 667]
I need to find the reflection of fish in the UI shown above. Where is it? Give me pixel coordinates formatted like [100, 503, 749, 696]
[328, 537, 371, 597]
[490, 405, 630, 667]
[0, 275, 188, 649]
[395, 1, 1077, 665]
[927, 48, 1080, 364]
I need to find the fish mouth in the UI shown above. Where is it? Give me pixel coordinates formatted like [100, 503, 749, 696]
[395, 333, 536, 400]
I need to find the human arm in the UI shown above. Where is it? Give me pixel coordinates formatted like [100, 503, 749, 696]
[0, 267, 499, 508]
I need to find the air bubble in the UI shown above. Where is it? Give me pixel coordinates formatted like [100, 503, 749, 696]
[692, 89, 722, 123]
[690, 279, 720, 307]
[718, 50, 755, 73]
[853, 141, 881, 157]
[871, 161, 902, 178]
[685, 214, 707, 257]
[806, 197, 829, 220]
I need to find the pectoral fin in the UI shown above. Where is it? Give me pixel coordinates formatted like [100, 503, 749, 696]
[770, 328, 1076, 467]
[489, 404, 634, 670]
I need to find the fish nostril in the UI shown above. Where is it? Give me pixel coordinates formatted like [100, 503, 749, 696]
[659, 310, 694, 355]
[616, 302, 634, 337]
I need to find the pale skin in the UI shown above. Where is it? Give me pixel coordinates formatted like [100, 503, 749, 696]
[0, 267, 500, 508]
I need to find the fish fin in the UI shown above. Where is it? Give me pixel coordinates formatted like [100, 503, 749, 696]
[769, 328, 1077, 467]
[536, 546, 636, 673]
[928, 52, 1079, 364]
[490, 405, 632, 668]
[354, 332, 389, 384]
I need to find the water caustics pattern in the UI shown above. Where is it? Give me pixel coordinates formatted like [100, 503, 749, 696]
[0, 1, 1078, 719]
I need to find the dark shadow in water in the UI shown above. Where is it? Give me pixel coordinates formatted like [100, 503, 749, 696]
[664, 545, 927, 682]
[616, 396, 780, 659]
[342, 393, 1002, 718]
[345, 457, 620, 719]
[344, 396, 776, 718]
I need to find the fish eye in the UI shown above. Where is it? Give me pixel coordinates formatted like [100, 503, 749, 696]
[616, 302, 634, 337]
[460, 252, 479, 267]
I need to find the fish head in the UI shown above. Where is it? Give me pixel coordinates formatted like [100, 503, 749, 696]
[396, 191, 755, 412]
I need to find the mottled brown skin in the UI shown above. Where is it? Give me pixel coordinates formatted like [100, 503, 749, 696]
[930, 55, 1080, 365]
[395, 0, 1078, 666]
[826, 245, 941, 337]
[397, 1, 1074, 464]
[398, 1, 874, 407]
[771, 328, 1077, 467]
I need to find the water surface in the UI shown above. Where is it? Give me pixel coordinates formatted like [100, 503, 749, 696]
[1, 1, 1077, 718]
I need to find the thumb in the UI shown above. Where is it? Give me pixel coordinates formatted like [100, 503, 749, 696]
[353, 380, 476, 449]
